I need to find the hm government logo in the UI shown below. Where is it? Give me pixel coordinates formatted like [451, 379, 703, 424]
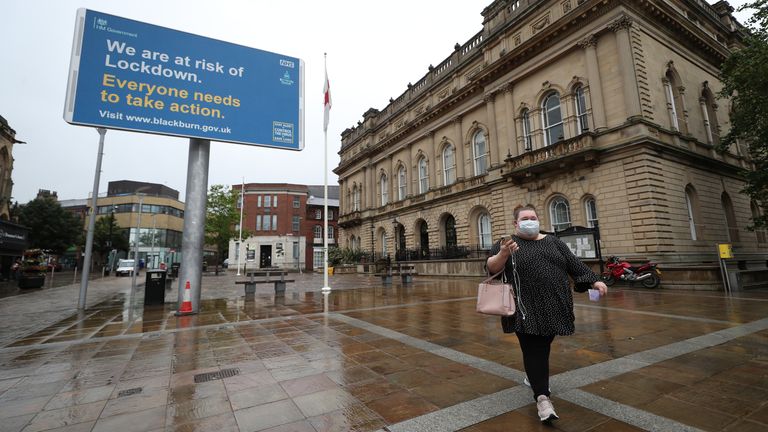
[94, 17, 108, 30]
[280, 71, 294, 86]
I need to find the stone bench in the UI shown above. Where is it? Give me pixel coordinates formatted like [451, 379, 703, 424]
[236, 270, 294, 294]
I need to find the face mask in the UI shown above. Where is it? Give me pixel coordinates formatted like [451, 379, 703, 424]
[517, 220, 540, 236]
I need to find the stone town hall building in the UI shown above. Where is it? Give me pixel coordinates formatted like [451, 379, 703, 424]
[334, 0, 767, 289]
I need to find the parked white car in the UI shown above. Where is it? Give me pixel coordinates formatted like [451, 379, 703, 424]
[115, 259, 136, 276]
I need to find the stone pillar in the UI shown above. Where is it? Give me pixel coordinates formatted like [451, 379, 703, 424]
[610, 16, 641, 121]
[503, 84, 518, 158]
[485, 93, 499, 166]
[388, 154, 394, 203]
[406, 143, 413, 196]
[578, 35, 607, 131]
[453, 117, 465, 179]
[429, 131, 438, 185]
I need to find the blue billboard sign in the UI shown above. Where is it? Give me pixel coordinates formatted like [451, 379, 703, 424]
[64, 9, 304, 150]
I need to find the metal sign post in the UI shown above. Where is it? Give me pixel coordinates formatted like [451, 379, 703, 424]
[78, 127, 107, 310]
[175, 138, 210, 315]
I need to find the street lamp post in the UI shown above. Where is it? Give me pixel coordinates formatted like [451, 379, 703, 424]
[392, 218, 399, 263]
[131, 191, 149, 291]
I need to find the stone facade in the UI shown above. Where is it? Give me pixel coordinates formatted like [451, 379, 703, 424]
[334, 0, 767, 288]
[0, 116, 18, 220]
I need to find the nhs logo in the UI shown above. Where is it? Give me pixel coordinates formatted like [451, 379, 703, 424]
[279, 59, 295, 68]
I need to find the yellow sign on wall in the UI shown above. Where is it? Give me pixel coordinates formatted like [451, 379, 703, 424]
[718, 243, 733, 259]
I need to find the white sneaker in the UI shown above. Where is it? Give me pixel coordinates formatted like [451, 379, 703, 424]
[523, 377, 551, 392]
[536, 395, 559, 422]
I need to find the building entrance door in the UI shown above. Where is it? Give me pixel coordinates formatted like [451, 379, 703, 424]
[260, 245, 272, 268]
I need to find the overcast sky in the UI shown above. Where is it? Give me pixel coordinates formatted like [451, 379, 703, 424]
[1, 0, 754, 204]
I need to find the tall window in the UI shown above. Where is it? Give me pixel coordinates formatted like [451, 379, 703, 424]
[257, 196, 262, 207]
[664, 68, 686, 133]
[352, 185, 361, 211]
[397, 166, 407, 200]
[327, 226, 334, 239]
[272, 215, 277, 231]
[685, 184, 700, 240]
[273, 195, 277, 207]
[574, 85, 589, 133]
[751, 201, 766, 243]
[722, 192, 739, 242]
[263, 214, 271, 231]
[585, 197, 598, 228]
[522, 109, 532, 151]
[292, 197, 300, 208]
[473, 131, 488, 175]
[292, 216, 300, 232]
[701, 86, 720, 145]
[315, 209, 322, 219]
[380, 173, 389, 206]
[381, 231, 387, 255]
[314, 225, 322, 239]
[445, 215, 457, 248]
[256, 215, 262, 231]
[542, 93, 564, 146]
[549, 197, 572, 231]
[418, 157, 428, 194]
[478, 213, 492, 249]
[443, 144, 456, 185]
[264, 195, 271, 207]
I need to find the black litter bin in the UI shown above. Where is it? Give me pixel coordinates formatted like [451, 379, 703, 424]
[144, 270, 167, 305]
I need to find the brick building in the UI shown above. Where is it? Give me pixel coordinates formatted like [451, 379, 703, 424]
[229, 183, 339, 271]
[335, 0, 767, 289]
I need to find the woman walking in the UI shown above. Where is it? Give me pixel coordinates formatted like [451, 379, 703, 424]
[486, 205, 608, 422]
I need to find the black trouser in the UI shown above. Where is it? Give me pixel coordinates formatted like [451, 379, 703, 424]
[515, 332, 555, 400]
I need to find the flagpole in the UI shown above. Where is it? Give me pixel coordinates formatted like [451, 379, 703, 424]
[322, 53, 331, 293]
[236, 178, 244, 276]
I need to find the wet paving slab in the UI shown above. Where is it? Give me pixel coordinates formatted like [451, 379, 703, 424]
[0, 272, 766, 431]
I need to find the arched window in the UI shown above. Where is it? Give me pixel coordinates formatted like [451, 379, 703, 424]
[751, 201, 766, 243]
[313, 225, 322, 239]
[352, 185, 360, 211]
[685, 184, 700, 240]
[418, 157, 428, 194]
[380, 173, 388, 206]
[584, 197, 598, 228]
[521, 109, 533, 151]
[542, 93, 564, 146]
[419, 221, 430, 259]
[397, 166, 407, 201]
[380, 231, 387, 255]
[442, 144, 456, 185]
[445, 215, 457, 248]
[472, 130, 488, 176]
[722, 192, 739, 242]
[701, 85, 720, 145]
[664, 67, 687, 133]
[549, 197, 572, 231]
[574, 85, 589, 133]
[478, 212, 492, 249]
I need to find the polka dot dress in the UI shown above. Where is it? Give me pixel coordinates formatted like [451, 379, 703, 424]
[490, 235, 599, 336]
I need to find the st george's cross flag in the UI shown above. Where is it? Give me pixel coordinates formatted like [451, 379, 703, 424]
[323, 64, 332, 132]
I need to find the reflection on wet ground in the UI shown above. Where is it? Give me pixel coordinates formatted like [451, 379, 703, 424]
[0, 272, 766, 431]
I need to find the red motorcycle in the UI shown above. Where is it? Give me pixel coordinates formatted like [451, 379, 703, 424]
[600, 256, 661, 288]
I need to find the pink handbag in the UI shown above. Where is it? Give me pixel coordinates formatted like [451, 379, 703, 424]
[476, 270, 516, 316]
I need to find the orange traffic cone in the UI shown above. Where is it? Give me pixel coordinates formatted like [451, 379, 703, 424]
[177, 280, 193, 315]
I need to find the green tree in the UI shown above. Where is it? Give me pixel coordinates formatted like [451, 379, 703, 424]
[93, 215, 129, 254]
[205, 184, 247, 263]
[18, 197, 82, 254]
[718, 0, 768, 228]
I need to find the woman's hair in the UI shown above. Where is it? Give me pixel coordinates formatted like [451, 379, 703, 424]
[513, 204, 538, 220]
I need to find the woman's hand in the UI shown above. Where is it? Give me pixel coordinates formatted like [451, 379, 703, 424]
[501, 238, 519, 255]
[592, 281, 608, 296]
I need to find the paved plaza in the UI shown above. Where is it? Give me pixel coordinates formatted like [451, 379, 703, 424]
[0, 271, 766, 432]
